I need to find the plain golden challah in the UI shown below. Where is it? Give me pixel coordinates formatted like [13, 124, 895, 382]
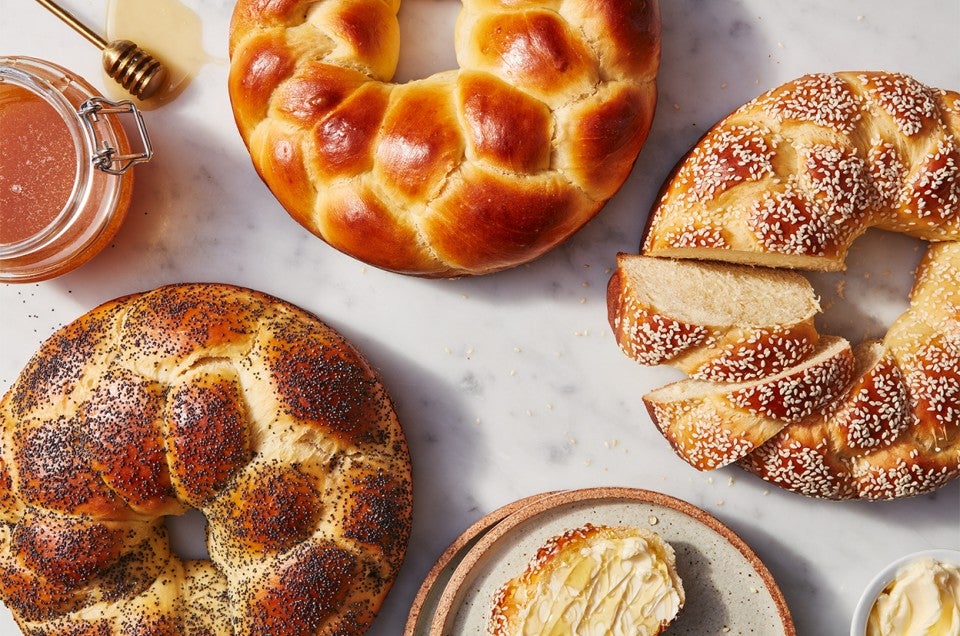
[610, 72, 960, 499]
[0, 284, 412, 634]
[228, 0, 661, 276]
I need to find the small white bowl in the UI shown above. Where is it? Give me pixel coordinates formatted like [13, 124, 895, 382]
[850, 548, 960, 636]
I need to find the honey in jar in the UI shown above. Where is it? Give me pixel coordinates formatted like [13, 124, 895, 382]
[0, 56, 152, 282]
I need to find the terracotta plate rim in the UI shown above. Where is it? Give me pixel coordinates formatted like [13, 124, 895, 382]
[403, 491, 560, 636]
[430, 486, 796, 635]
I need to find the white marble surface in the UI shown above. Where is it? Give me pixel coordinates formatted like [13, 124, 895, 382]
[1, 0, 959, 634]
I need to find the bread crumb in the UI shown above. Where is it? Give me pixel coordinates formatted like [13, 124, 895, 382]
[707, 477, 714, 484]
[514, 346, 522, 353]
[603, 440, 610, 449]
[569, 437, 577, 445]
[509, 369, 516, 376]
[720, 82, 728, 89]
[648, 515, 659, 525]
[763, 490, 770, 496]
[856, 14, 864, 20]
[583, 459, 592, 467]
[612, 439, 620, 448]
[579, 297, 587, 304]
[836, 279, 846, 299]
[727, 476, 735, 486]
[546, 403, 554, 410]
[461, 293, 469, 299]
[716, 499, 725, 506]
[581, 281, 590, 288]
[673, 103, 680, 110]
[525, 409, 533, 416]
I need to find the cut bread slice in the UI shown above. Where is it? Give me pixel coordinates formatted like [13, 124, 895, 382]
[608, 253, 821, 382]
[490, 524, 684, 636]
[644, 336, 854, 470]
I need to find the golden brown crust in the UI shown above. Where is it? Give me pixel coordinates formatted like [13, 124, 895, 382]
[228, 0, 661, 276]
[0, 284, 412, 633]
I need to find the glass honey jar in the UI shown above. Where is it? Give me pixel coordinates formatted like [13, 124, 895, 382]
[0, 56, 152, 282]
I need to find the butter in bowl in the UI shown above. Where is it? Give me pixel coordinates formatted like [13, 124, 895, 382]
[851, 549, 960, 636]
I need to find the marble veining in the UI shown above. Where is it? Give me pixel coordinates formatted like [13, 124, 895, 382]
[1, 0, 958, 634]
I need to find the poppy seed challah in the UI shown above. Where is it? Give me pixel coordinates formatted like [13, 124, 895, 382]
[0, 284, 412, 634]
[228, 0, 661, 276]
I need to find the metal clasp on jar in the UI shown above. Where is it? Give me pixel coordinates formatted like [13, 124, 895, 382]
[78, 96, 153, 175]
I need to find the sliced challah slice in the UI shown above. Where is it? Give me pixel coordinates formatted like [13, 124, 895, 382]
[644, 336, 854, 470]
[607, 254, 821, 382]
[490, 524, 684, 636]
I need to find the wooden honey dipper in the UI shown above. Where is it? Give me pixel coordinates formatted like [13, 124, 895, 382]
[34, 0, 167, 100]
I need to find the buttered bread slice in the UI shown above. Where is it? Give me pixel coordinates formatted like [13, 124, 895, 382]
[489, 524, 684, 635]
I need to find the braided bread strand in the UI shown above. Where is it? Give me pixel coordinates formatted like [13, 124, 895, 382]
[739, 242, 960, 500]
[229, 0, 660, 276]
[644, 72, 960, 271]
[0, 284, 412, 634]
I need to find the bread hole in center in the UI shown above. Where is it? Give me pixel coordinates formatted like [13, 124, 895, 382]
[393, 0, 460, 83]
[806, 228, 926, 344]
[165, 508, 210, 561]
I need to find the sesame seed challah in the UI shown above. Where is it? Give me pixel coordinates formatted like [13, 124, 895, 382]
[609, 72, 960, 499]
[228, 0, 661, 277]
[0, 284, 412, 634]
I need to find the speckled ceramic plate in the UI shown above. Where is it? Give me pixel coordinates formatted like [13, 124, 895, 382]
[431, 487, 795, 635]
[404, 492, 558, 636]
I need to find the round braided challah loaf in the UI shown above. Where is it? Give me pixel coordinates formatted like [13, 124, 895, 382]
[0, 284, 412, 634]
[609, 71, 959, 499]
[228, 0, 660, 277]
